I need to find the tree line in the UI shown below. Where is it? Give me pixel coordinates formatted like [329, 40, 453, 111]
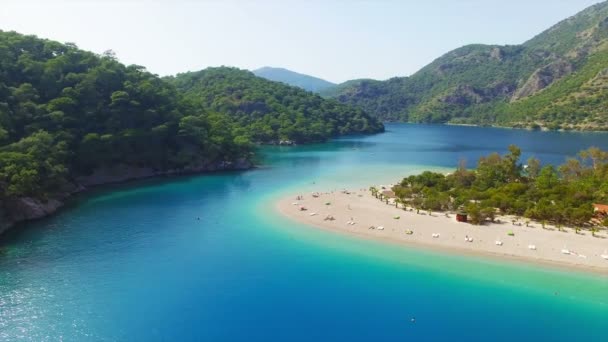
[0, 30, 382, 203]
[391, 145, 608, 234]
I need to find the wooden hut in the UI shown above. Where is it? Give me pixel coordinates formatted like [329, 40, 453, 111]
[381, 190, 396, 198]
[456, 212, 468, 223]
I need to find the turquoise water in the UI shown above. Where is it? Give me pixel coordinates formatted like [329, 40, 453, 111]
[1, 124, 607, 341]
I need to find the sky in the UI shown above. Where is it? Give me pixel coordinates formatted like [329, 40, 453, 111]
[0, 0, 603, 83]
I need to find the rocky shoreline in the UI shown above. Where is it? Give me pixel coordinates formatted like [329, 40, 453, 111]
[0, 158, 253, 236]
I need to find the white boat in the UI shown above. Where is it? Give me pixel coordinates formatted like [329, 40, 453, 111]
[377, 226, 385, 230]
[601, 254, 608, 260]
[528, 245, 537, 250]
[432, 233, 440, 238]
[309, 212, 317, 216]
[561, 249, 570, 255]
[495, 241, 503, 246]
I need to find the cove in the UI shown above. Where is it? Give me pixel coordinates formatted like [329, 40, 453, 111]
[1, 124, 607, 341]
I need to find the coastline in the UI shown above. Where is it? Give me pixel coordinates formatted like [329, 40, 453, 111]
[0, 159, 253, 237]
[276, 188, 608, 275]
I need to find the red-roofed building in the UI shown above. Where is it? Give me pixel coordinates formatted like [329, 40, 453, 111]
[593, 203, 608, 217]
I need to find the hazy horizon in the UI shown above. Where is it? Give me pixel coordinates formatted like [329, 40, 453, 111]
[1, 0, 602, 83]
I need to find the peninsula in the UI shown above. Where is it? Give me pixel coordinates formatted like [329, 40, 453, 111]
[277, 146, 608, 273]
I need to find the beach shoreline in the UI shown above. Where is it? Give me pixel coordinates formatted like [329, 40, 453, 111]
[276, 187, 608, 275]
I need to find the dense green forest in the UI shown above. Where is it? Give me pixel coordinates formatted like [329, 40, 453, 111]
[390, 146, 608, 232]
[167, 68, 383, 144]
[0, 30, 382, 208]
[0, 30, 252, 202]
[326, 1, 608, 130]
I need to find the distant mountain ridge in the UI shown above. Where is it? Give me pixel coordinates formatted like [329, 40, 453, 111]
[326, 1, 608, 130]
[252, 67, 336, 93]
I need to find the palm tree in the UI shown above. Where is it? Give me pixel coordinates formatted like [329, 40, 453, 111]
[394, 198, 401, 208]
[369, 187, 378, 198]
[590, 227, 599, 237]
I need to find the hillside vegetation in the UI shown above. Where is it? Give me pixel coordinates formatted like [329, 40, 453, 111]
[327, 1, 608, 130]
[0, 31, 382, 228]
[0, 30, 254, 203]
[168, 67, 383, 144]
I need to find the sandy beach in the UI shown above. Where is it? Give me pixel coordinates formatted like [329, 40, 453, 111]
[276, 188, 608, 273]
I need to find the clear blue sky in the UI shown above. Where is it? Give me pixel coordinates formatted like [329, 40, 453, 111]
[0, 0, 602, 83]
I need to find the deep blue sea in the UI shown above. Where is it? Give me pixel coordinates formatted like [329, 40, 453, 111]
[1, 124, 607, 341]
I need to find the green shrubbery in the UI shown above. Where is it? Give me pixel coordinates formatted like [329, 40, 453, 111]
[393, 145, 608, 230]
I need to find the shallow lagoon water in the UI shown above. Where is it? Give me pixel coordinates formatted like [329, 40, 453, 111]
[1, 124, 607, 341]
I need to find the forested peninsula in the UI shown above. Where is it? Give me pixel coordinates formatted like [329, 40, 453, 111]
[0, 31, 383, 232]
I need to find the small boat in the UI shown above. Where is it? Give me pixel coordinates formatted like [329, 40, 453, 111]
[292, 202, 299, 205]
[405, 230, 414, 235]
[377, 226, 385, 230]
[432, 233, 440, 238]
[495, 240, 503, 246]
[601, 254, 608, 260]
[309, 212, 317, 216]
[561, 249, 571, 255]
[528, 244, 537, 250]
[578, 254, 587, 259]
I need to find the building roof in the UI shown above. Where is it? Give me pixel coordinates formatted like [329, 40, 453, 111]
[593, 203, 608, 212]
[382, 190, 395, 198]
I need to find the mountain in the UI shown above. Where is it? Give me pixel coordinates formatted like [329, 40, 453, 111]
[167, 67, 383, 144]
[252, 66, 336, 92]
[327, 1, 608, 130]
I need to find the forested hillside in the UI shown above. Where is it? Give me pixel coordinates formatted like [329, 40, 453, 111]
[327, 1, 608, 130]
[168, 67, 383, 144]
[0, 30, 254, 204]
[0, 31, 382, 230]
